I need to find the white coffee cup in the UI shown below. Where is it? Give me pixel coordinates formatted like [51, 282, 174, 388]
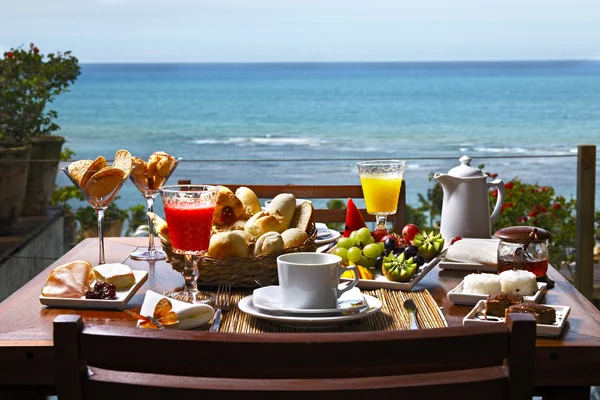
[276, 252, 360, 309]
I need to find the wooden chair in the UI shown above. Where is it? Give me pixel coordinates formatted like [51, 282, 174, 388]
[53, 313, 535, 400]
[213, 184, 406, 232]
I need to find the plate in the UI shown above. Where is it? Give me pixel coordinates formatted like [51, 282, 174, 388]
[463, 300, 570, 337]
[340, 249, 446, 291]
[448, 281, 547, 305]
[315, 229, 341, 245]
[39, 270, 148, 309]
[438, 259, 497, 272]
[239, 293, 382, 328]
[252, 286, 367, 315]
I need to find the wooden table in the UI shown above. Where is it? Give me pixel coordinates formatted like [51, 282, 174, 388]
[1, 237, 599, 399]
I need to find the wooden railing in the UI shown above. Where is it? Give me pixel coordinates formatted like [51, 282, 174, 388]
[576, 144, 597, 301]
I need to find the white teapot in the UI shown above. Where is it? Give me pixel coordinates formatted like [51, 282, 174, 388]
[434, 155, 505, 243]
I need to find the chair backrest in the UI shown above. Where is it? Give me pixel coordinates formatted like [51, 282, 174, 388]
[53, 313, 535, 400]
[214, 184, 406, 232]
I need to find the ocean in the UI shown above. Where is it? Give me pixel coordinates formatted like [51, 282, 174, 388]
[52, 61, 600, 215]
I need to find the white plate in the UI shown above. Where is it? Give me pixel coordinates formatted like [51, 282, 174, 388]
[463, 300, 570, 337]
[239, 293, 382, 328]
[439, 259, 497, 272]
[340, 249, 446, 291]
[448, 281, 547, 305]
[252, 286, 367, 315]
[315, 229, 341, 245]
[39, 270, 148, 309]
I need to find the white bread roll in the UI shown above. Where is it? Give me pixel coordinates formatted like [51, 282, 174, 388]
[266, 193, 296, 229]
[254, 232, 285, 257]
[207, 231, 249, 260]
[289, 202, 314, 233]
[281, 228, 309, 249]
[235, 187, 262, 219]
[244, 210, 286, 238]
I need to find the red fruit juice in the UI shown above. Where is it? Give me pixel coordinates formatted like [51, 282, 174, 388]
[164, 203, 215, 253]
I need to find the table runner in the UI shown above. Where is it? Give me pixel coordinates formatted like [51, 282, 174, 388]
[166, 288, 447, 333]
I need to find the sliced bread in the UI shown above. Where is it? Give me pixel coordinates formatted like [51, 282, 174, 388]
[289, 201, 314, 233]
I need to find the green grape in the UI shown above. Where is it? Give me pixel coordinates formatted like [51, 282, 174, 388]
[366, 236, 375, 244]
[333, 247, 349, 264]
[378, 242, 385, 252]
[359, 256, 375, 269]
[363, 243, 383, 259]
[347, 247, 362, 263]
[357, 227, 372, 244]
[337, 237, 355, 249]
[349, 230, 360, 241]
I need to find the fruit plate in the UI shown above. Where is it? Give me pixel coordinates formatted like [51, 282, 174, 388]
[448, 280, 548, 305]
[341, 250, 446, 291]
[39, 270, 148, 309]
[463, 300, 570, 337]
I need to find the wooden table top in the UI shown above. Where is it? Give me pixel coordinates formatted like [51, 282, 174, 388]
[1, 237, 599, 389]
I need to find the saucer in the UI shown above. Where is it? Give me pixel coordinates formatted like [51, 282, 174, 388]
[239, 293, 382, 328]
[252, 286, 367, 315]
[315, 230, 341, 245]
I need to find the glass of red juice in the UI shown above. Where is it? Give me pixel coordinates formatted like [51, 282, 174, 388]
[160, 184, 219, 303]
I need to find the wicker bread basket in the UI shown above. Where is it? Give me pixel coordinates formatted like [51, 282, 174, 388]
[161, 223, 318, 287]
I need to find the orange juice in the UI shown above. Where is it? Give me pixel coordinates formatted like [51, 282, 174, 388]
[360, 175, 403, 214]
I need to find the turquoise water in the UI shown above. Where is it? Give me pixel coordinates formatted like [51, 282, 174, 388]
[53, 61, 600, 213]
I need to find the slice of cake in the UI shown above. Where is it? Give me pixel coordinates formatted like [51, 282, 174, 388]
[93, 263, 135, 290]
[505, 303, 556, 325]
[485, 292, 524, 317]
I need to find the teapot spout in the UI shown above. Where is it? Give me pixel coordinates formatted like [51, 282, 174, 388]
[433, 173, 456, 186]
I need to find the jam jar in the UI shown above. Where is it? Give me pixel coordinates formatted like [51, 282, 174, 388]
[494, 226, 552, 277]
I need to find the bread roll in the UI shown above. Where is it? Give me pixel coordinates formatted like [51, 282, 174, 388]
[281, 228, 309, 249]
[235, 187, 262, 219]
[254, 232, 285, 257]
[266, 193, 296, 229]
[213, 186, 244, 226]
[207, 231, 249, 260]
[41, 260, 94, 298]
[289, 202, 314, 233]
[244, 210, 286, 238]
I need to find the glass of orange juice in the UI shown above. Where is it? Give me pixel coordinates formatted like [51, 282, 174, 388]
[357, 160, 406, 230]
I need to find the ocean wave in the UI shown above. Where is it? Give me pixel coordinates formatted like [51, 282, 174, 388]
[193, 137, 326, 147]
[472, 146, 530, 153]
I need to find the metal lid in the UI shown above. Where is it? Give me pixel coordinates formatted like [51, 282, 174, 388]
[494, 226, 552, 243]
[447, 155, 487, 178]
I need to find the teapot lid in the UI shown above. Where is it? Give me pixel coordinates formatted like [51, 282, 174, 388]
[447, 155, 487, 178]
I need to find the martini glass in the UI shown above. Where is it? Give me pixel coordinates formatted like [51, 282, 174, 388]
[63, 162, 131, 265]
[159, 184, 219, 303]
[129, 156, 181, 260]
[357, 160, 406, 230]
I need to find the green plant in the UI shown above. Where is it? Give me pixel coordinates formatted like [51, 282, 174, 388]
[0, 43, 80, 145]
[125, 204, 148, 236]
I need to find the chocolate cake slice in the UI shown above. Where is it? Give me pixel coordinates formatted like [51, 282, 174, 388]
[505, 303, 556, 325]
[485, 293, 524, 317]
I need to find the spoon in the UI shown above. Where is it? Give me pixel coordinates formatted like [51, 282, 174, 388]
[403, 299, 419, 330]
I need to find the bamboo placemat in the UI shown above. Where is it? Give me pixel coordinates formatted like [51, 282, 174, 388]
[166, 288, 447, 333]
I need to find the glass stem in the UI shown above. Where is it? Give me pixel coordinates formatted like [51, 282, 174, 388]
[146, 195, 156, 252]
[97, 208, 105, 265]
[183, 254, 199, 293]
[376, 215, 388, 230]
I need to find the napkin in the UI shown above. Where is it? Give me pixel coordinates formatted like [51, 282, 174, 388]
[140, 290, 215, 330]
[315, 222, 331, 238]
[445, 238, 500, 265]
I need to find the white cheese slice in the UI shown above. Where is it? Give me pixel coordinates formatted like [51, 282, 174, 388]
[93, 263, 135, 290]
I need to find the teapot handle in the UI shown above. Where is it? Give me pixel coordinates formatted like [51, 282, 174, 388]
[488, 179, 505, 227]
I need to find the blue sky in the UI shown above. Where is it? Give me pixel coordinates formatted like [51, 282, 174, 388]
[1, 0, 599, 63]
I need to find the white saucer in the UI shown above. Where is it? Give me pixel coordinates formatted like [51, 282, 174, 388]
[239, 293, 381, 328]
[252, 286, 367, 315]
[315, 229, 341, 245]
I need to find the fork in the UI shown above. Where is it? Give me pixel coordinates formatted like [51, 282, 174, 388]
[209, 285, 232, 332]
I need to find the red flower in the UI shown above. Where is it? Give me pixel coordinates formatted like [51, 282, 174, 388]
[553, 203, 561, 210]
[521, 187, 525, 193]
[491, 190, 498, 198]
[33, 47, 39, 54]
[540, 207, 547, 213]
[528, 210, 539, 218]
[505, 182, 514, 190]
[6, 51, 13, 59]
[541, 186, 548, 192]
[501, 202, 514, 212]
[517, 216, 528, 223]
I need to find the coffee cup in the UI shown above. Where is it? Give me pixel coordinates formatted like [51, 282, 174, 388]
[276, 252, 360, 309]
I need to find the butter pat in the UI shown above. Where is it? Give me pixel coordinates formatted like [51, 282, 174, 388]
[94, 263, 135, 290]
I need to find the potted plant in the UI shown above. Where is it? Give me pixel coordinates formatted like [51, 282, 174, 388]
[0, 43, 80, 219]
[76, 203, 129, 240]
